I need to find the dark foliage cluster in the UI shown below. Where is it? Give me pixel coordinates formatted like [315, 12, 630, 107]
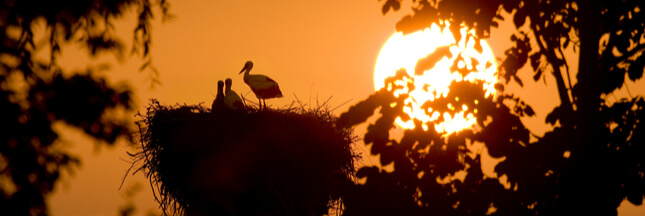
[339, 69, 534, 215]
[338, 0, 645, 215]
[130, 100, 358, 216]
[0, 0, 169, 215]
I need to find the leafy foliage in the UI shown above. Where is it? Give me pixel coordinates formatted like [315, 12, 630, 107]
[340, 0, 645, 215]
[0, 0, 170, 215]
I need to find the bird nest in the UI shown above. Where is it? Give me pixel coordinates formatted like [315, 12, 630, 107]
[128, 99, 359, 215]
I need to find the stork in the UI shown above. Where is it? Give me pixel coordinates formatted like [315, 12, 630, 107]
[224, 78, 245, 110]
[211, 80, 225, 112]
[239, 61, 283, 109]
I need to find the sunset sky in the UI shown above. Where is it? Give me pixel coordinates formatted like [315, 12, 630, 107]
[46, 1, 645, 215]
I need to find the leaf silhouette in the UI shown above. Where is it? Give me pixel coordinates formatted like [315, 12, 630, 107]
[338, 89, 396, 128]
[382, 0, 401, 15]
[414, 46, 452, 75]
[628, 54, 645, 81]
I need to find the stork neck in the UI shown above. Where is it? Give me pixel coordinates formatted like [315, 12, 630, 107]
[242, 67, 251, 82]
[217, 87, 224, 97]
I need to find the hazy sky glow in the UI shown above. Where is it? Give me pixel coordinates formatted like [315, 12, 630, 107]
[47, 1, 645, 216]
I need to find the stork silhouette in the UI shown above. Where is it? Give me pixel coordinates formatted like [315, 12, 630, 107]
[211, 80, 225, 112]
[224, 78, 245, 110]
[239, 61, 283, 109]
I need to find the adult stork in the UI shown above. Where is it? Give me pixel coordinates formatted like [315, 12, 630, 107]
[211, 80, 225, 112]
[224, 78, 245, 110]
[239, 61, 283, 109]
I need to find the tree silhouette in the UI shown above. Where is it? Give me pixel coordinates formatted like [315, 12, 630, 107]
[339, 0, 645, 215]
[0, 1, 170, 215]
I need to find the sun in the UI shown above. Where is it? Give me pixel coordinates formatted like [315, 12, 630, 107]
[374, 22, 498, 134]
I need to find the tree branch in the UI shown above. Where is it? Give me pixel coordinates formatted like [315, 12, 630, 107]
[530, 22, 573, 124]
[558, 42, 575, 103]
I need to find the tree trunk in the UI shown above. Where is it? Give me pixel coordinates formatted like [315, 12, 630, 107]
[566, 1, 615, 215]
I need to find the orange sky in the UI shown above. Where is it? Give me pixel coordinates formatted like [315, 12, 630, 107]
[47, 1, 645, 215]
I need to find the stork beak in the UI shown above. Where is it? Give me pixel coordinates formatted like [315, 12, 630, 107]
[239, 66, 246, 74]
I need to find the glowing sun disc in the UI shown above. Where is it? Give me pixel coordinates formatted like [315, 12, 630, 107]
[374, 22, 498, 134]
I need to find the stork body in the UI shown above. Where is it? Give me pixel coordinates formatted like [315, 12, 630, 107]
[224, 78, 245, 110]
[211, 80, 225, 112]
[239, 61, 283, 109]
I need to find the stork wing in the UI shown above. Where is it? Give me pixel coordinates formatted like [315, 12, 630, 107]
[248, 75, 280, 89]
[265, 76, 277, 83]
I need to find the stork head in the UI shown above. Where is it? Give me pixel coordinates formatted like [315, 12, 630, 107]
[218, 80, 224, 89]
[239, 61, 254, 74]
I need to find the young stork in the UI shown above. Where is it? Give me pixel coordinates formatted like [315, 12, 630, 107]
[211, 80, 225, 112]
[224, 78, 245, 110]
[238, 61, 283, 109]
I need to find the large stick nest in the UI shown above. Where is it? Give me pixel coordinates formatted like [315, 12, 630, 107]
[130, 99, 358, 215]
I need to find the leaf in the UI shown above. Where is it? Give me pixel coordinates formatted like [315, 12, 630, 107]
[533, 67, 543, 81]
[545, 106, 561, 125]
[514, 10, 527, 28]
[628, 54, 645, 81]
[338, 87, 399, 128]
[524, 105, 535, 117]
[356, 166, 380, 178]
[513, 75, 523, 87]
[494, 83, 505, 92]
[392, 0, 400, 11]
[382, 1, 391, 15]
[382, 0, 399, 15]
[530, 53, 541, 70]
